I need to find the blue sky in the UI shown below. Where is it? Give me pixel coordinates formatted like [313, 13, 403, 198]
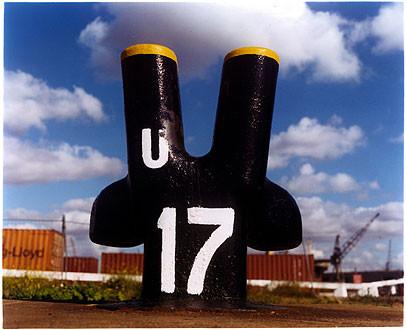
[3, 2, 404, 272]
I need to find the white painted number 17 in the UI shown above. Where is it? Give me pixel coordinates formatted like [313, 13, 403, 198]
[157, 207, 235, 295]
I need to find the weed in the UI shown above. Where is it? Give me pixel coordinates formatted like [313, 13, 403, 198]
[3, 276, 401, 307]
[3, 275, 142, 303]
[345, 295, 402, 307]
[247, 283, 336, 305]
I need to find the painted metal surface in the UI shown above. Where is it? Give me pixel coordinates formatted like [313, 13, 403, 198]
[247, 254, 314, 281]
[63, 257, 99, 273]
[3, 229, 64, 271]
[101, 253, 144, 274]
[90, 44, 302, 307]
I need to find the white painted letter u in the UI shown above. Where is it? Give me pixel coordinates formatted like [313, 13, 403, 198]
[142, 128, 169, 169]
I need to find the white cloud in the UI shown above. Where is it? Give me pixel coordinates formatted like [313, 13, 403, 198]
[393, 252, 404, 270]
[298, 197, 403, 239]
[4, 208, 62, 231]
[369, 180, 380, 190]
[328, 114, 344, 126]
[4, 136, 125, 184]
[3, 69, 126, 185]
[348, 3, 403, 54]
[297, 196, 347, 236]
[4, 70, 105, 134]
[3, 223, 40, 230]
[5, 208, 47, 220]
[370, 3, 403, 53]
[61, 198, 96, 235]
[375, 242, 387, 252]
[390, 133, 404, 144]
[268, 117, 364, 169]
[281, 163, 361, 194]
[78, 2, 370, 82]
[78, 17, 115, 78]
[62, 197, 95, 213]
[293, 197, 403, 270]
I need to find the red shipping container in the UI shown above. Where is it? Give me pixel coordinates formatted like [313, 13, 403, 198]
[247, 254, 315, 281]
[64, 257, 99, 273]
[101, 253, 144, 274]
[101, 252, 315, 281]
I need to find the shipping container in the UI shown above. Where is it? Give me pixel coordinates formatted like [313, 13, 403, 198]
[64, 257, 98, 273]
[3, 229, 64, 271]
[101, 252, 315, 281]
[101, 253, 144, 274]
[247, 254, 315, 281]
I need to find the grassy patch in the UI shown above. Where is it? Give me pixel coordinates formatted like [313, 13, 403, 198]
[247, 283, 402, 306]
[3, 277, 401, 307]
[3, 275, 142, 303]
[344, 295, 402, 307]
[248, 283, 338, 305]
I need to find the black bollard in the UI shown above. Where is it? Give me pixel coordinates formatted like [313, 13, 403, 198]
[90, 44, 302, 308]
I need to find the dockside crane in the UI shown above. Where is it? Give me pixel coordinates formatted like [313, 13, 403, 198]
[385, 239, 392, 271]
[330, 212, 380, 281]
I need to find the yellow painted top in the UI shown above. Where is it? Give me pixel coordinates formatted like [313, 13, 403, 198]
[121, 44, 178, 63]
[225, 46, 280, 64]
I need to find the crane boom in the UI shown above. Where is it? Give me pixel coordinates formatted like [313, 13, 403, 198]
[340, 212, 380, 259]
[330, 212, 379, 281]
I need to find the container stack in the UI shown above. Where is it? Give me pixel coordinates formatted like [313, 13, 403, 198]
[3, 229, 64, 271]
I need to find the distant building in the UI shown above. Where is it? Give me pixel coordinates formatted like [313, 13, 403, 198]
[322, 270, 404, 283]
[323, 270, 404, 296]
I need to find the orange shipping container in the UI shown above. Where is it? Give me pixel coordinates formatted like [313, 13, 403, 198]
[3, 229, 64, 271]
[64, 257, 99, 273]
